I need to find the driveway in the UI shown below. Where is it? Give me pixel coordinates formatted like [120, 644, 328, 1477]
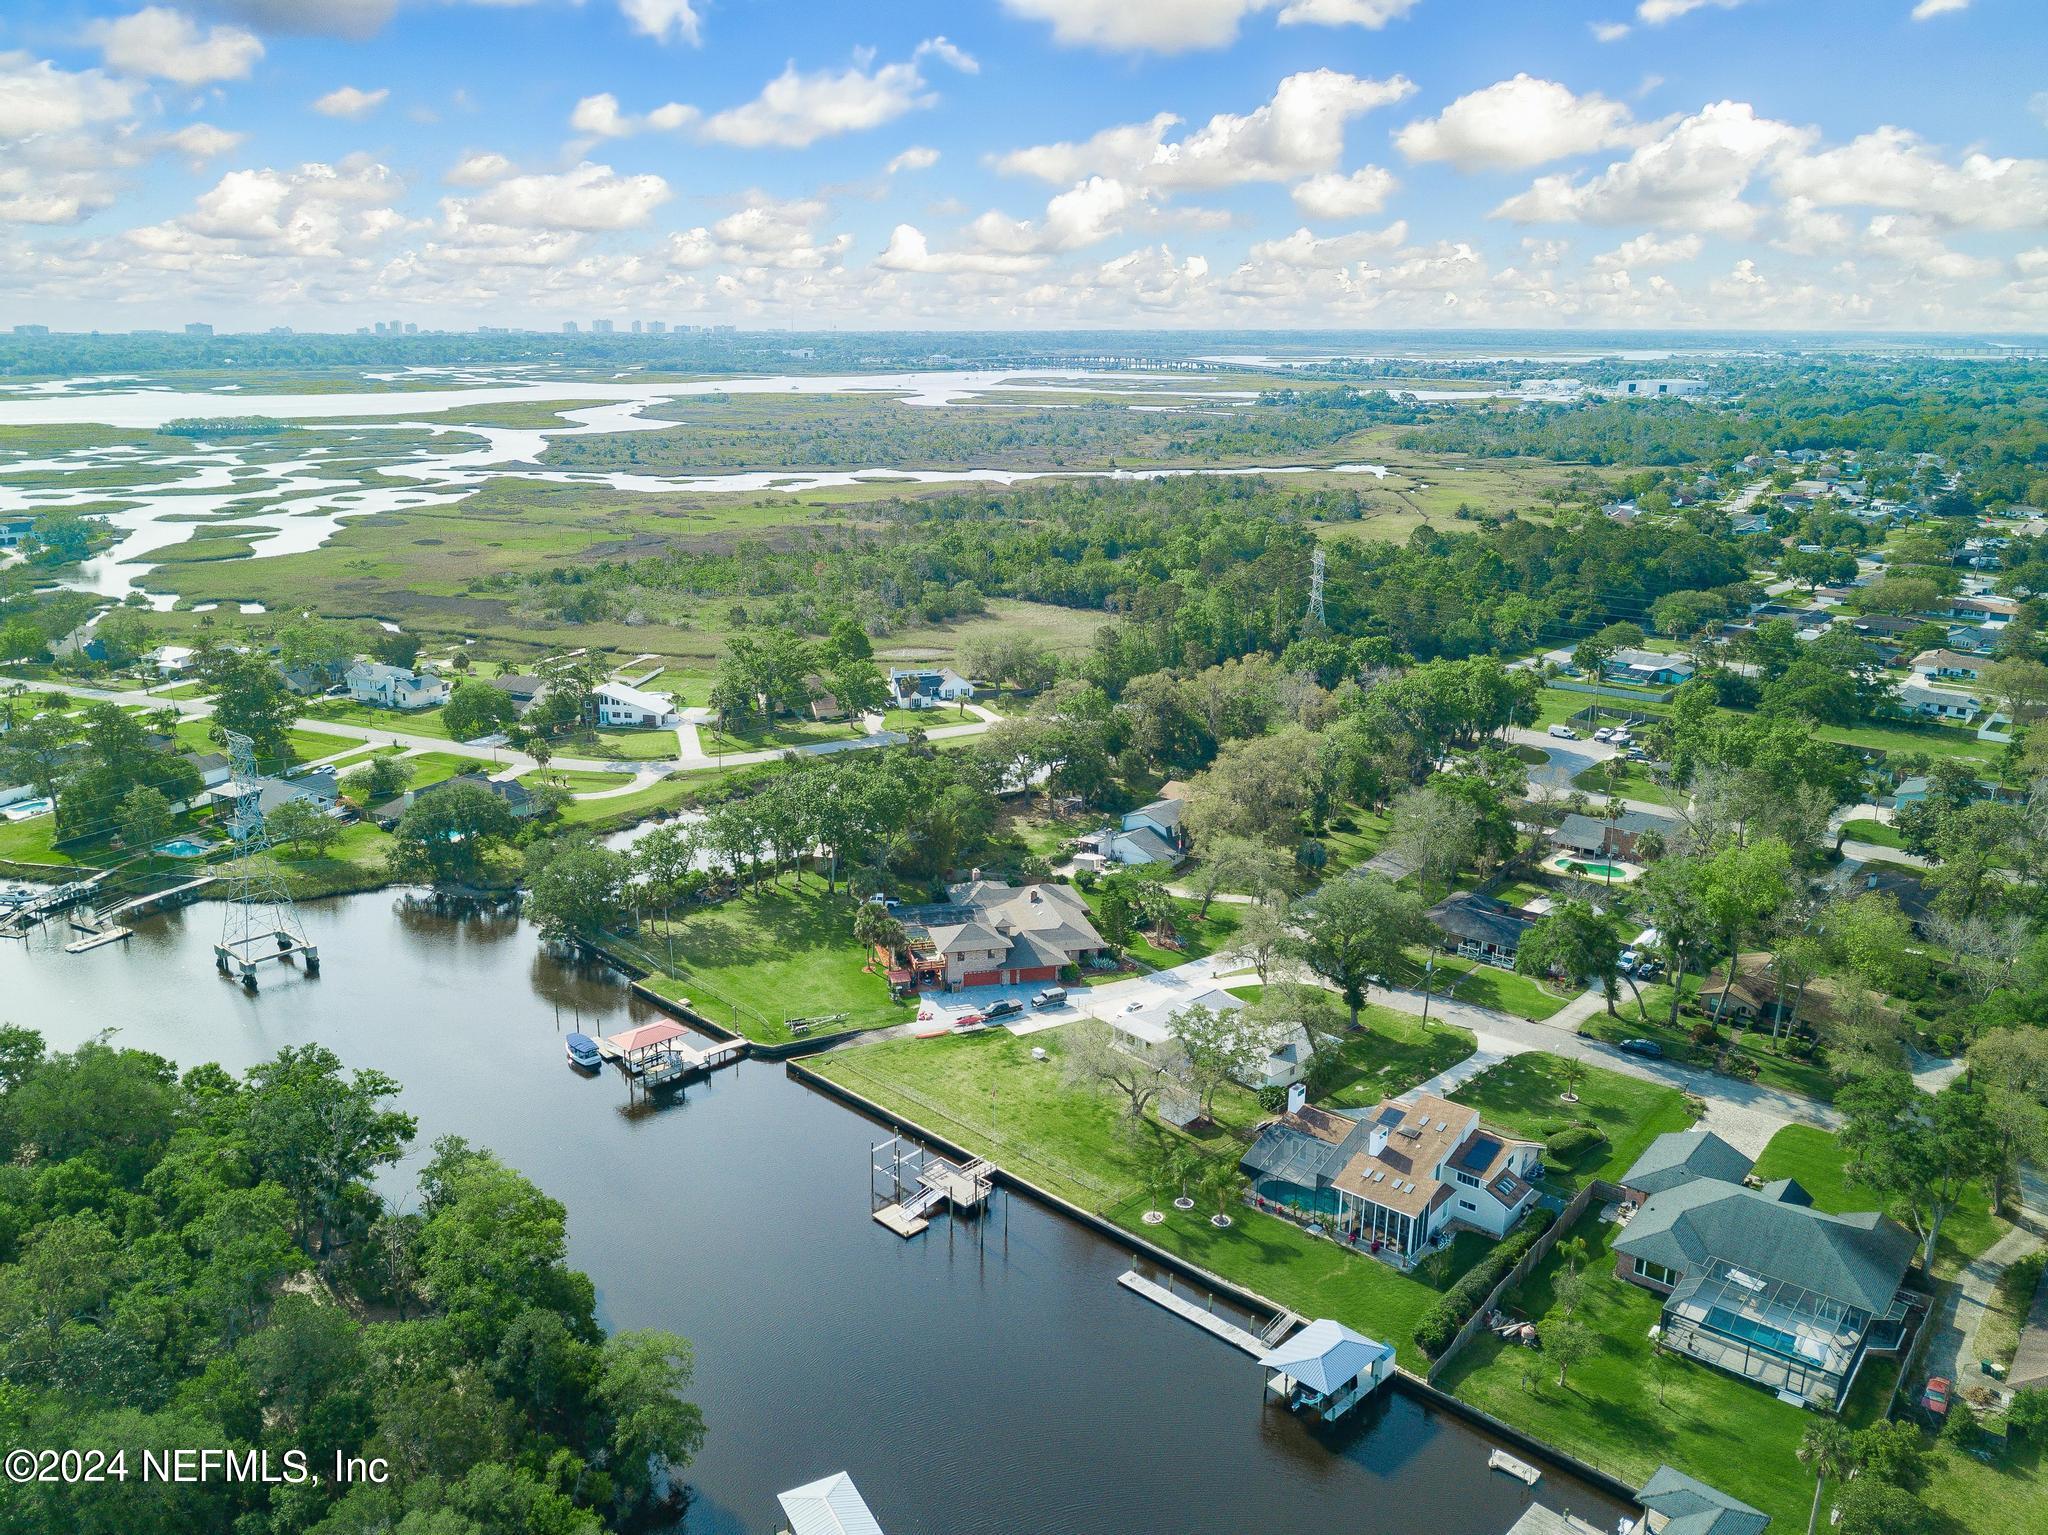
[1920, 1225, 2043, 1405]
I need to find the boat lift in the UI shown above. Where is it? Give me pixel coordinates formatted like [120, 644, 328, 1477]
[870, 1135, 995, 1238]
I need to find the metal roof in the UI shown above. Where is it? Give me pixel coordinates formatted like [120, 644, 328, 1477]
[1260, 1318, 1392, 1396]
[776, 1472, 887, 1535]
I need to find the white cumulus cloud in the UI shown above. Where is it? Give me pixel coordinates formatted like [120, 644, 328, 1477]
[1910, 0, 1969, 17]
[313, 85, 389, 119]
[886, 146, 941, 174]
[620, 0, 703, 44]
[1773, 127, 2048, 231]
[1397, 75, 1647, 171]
[1290, 166, 1398, 219]
[90, 7, 264, 86]
[999, 0, 1418, 53]
[461, 162, 672, 232]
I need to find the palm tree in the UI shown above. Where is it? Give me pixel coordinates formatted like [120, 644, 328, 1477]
[1797, 1420, 1854, 1535]
[1557, 1235, 1589, 1276]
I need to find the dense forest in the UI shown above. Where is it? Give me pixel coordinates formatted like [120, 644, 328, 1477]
[486, 476, 1749, 674]
[0, 1033, 703, 1535]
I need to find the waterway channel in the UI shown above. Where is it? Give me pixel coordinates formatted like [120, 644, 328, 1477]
[0, 890, 1631, 1535]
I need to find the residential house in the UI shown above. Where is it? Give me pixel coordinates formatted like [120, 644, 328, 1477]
[344, 661, 449, 711]
[1109, 986, 1312, 1092]
[1946, 622, 2006, 656]
[1626, 1467, 1771, 1535]
[888, 879, 1104, 991]
[1240, 1093, 1543, 1253]
[1831, 862, 1936, 932]
[1692, 952, 1876, 1036]
[179, 751, 232, 790]
[1110, 793, 1191, 866]
[1603, 649, 1697, 686]
[50, 626, 109, 663]
[1426, 891, 1538, 969]
[886, 667, 974, 709]
[149, 645, 194, 675]
[802, 673, 845, 721]
[417, 772, 541, 819]
[1950, 594, 2018, 622]
[488, 673, 549, 715]
[208, 770, 340, 825]
[1909, 648, 1983, 683]
[1896, 681, 1982, 723]
[275, 661, 339, 696]
[1617, 1130, 1754, 1206]
[1615, 1152, 1917, 1405]
[1550, 808, 1681, 863]
[1729, 513, 1774, 535]
[587, 681, 678, 729]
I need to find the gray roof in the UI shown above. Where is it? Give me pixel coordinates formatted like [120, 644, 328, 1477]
[1117, 825, 1183, 864]
[1620, 1130, 1754, 1196]
[1426, 891, 1534, 949]
[776, 1472, 886, 1535]
[1554, 809, 1679, 847]
[1615, 1181, 1914, 1314]
[1637, 1465, 1771, 1535]
[1127, 796, 1185, 832]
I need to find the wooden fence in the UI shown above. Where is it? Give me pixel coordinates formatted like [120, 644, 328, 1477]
[1427, 1179, 1617, 1383]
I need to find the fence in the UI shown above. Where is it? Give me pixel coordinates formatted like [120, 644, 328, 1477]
[1427, 1179, 1616, 1383]
[1547, 679, 1676, 705]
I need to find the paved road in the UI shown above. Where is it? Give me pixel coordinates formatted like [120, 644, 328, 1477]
[1921, 1225, 2042, 1405]
[9, 675, 1000, 798]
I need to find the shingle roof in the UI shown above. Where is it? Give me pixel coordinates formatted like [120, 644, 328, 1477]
[1426, 891, 1535, 949]
[1620, 1130, 1754, 1196]
[1128, 796, 1185, 831]
[1637, 1465, 1772, 1535]
[1615, 1181, 1914, 1314]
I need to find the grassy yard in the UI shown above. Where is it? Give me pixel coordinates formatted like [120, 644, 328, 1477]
[1392, 946, 1573, 1022]
[581, 727, 684, 761]
[1082, 888, 1242, 968]
[1816, 719, 2001, 771]
[304, 697, 459, 739]
[1320, 804, 1394, 870]
[555, 774, 704, 828]
[1749, 1124, 2012, 1281]
[1439, 1214, 1817, 1527]
[811, 1028, 1448, 1368]
[1580, 982, 1839, 1105]
[1836, 817, 1907, 849]
[1449, 1053, 1698, 1192]
[1225, 986, 1476, 1107]
[1570, 759, 1682, 808]
[636, 878, 906, 1044]
[170, 719, 358, 770]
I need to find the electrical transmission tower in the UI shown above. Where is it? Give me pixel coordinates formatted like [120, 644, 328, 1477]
[213, 730, 319, 990]
[1305, 546, 1327, 629]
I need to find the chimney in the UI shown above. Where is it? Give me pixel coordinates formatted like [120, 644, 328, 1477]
[1368, 1123, 1390, 1158]
[1285, 1082, 1306, 1116]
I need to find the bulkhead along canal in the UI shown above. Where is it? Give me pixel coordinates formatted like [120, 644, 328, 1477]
[0, 891, 1631, 1535]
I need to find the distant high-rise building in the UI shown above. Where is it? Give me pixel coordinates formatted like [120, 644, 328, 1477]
[11, 324, 49, 337]
[562, 321, 579, 333]
[185, 322, 213, 336]
[631, 319, 643, 334]
[647, 320, 667, 334]
[403, 322, 417, 335]
[591, 319, 614, 334]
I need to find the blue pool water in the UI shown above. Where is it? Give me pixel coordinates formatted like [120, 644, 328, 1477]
[1707, 1306, 1828, 1365]
[155, 837, 213, 858]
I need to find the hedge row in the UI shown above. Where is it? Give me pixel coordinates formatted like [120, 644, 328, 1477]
[1543, 1123, 1607, 1162]
[1414, 1206, 1558, 1359]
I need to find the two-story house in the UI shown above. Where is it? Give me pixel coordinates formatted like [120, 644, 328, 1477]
[344, 662, 449, 711]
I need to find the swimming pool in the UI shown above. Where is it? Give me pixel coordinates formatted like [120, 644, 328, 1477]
[155, 837, 214, 859]
[1553, 855, 1628, 879]
[1, 798, 52, 822]
[1706, 1306, 1831, 1367]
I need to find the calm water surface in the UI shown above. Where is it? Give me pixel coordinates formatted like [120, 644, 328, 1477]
[0, 891, 1628, 1535]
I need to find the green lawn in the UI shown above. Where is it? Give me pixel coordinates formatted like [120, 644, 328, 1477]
[546, 768, 639, 794]
[1082, 888, 1242, 967]
[1836, 817, 1906, 849]
[636, 879, 906, 1044]
[582, 727, 684, 761]
[1320, 805, 1394, 870]
[1916, 1434, 2048, 1535]
[1225, 987, 1476, 1106]
[1816, 719, 1999, 770]
[1749, 1124, 2012, 1281]
[1570, 759, 1681, 808]
[169, 718, 356, 769]
[1393, 947, 1573, 1022]
[401, 752, 488, 789]
[1449, 1053, 1698, 1192]
[698, 716, 863, 755]
[1439, 1214, 1818, 1527]
[556, 774, 704, 828]
[305, 697, 460, 739]
[812, 1029, 1446, 1368]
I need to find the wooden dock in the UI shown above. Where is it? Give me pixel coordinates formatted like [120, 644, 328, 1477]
[1118, 1271, 1269, 1357]
[872, 1203, 931, 1238]
[64, 925, 133, 953]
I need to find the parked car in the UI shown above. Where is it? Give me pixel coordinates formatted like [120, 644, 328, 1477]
[1921, 1377, 1952, 1418]
[1619, 1038, 1665, 1058]
[1593, 727, 1614, 742]
[1032, 987, 1068, 1008]
[982, 998, 1024, 1020]
[1548, 724, 1578, 740]
[1618, 948, 1639, 970]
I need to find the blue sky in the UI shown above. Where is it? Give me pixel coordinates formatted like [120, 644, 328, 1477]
[2, 0, 2043, 330]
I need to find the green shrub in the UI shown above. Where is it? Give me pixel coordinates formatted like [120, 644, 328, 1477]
[1543, 1123, 1607, 1162]
[1414, 1206, 1558, 1359]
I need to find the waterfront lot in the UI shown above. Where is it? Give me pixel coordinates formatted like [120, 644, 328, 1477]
[811, 1027, 1456, 1368]
[637, 880, 904, 1044]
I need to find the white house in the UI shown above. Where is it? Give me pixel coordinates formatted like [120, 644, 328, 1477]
[1910, 649, 1983, 684]
[588, 681, 679, 729]
[886, 667, 974, 709]
[344, 662, 449, 711]
[1897, 681, 1983, 723]
[1080, 793, 1190, 867]
[1109, 987, 1313, 1091]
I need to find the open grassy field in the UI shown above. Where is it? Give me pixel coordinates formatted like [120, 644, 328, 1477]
[1392, 947, 1574, 1022]
[1448, 1053, 1698, 1191]
[304, 697, 459, 739]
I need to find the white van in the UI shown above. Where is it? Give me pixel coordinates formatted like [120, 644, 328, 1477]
[1548, 724, 1578, 740]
